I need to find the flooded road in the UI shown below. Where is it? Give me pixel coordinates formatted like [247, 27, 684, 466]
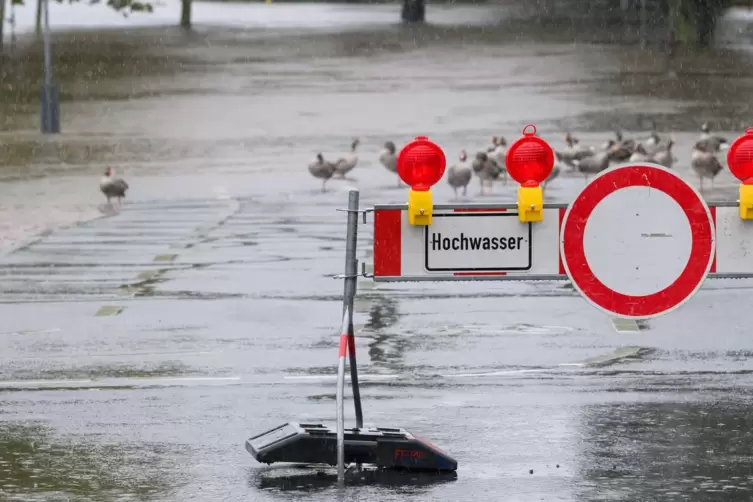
[2, 3, 753, 501]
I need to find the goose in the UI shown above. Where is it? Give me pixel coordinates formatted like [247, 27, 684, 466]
[100, 167, 128, 209]
[472, 152, 501, 195]
[480, 155, 504, 192]
[700, 123, 729, 152]
[629, 143, 651, 163]
[487, 137, 498, 153]
[557, 133, 595, 169]
[640, 131, 663, 155]
[334, 138, 360, 178]
[447, 150, 473, 197]
[308, 153, 337, 192]
[379, 141, 399, 186]
[610, 130, 634, 162]
[651, 137, 675, 169]
[574, 140, 617, 182]
[472, 151, 486, 179]
[691, 140, 723, 194]
[488, 137, 508, 185]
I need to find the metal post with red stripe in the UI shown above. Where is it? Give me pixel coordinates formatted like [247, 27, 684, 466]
[334, 189, 366, 485]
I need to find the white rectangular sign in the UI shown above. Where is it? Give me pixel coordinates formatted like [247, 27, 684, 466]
[424, 213, 532, 272]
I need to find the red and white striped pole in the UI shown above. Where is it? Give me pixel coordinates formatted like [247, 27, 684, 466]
[336, 189, 364, 485]
[335, 307, 349, 485]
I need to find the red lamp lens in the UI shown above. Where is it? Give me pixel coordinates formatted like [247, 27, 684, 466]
[397, 137, 446, 190]
[728, 129, 753, 182]
[505, 125, 554, 184]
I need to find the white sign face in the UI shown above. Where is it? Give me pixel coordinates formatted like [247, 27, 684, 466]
[424, 213, 532, 272]
[583, 186, 692, 296]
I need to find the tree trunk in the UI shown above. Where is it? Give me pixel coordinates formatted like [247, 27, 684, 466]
[0, 0, 6, 53]
[401, 0, 425, 23]
[180, 0, 191, 28]
[35, 0, 42, 37]
[691, 0, 721, 47]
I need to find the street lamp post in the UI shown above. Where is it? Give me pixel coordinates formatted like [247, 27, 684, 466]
[40, 0, 60, 134]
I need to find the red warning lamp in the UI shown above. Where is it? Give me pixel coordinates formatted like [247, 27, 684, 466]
[727, 127, 753, 184]
[505, 124, 554, 223]
[397, 136, 447, 191]
[727, 127, 753, 220]
[397, 136, 446, 226]
[505, 124, 555, 185]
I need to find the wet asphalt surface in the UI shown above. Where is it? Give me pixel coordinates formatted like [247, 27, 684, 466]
[3, 3, 753, 501]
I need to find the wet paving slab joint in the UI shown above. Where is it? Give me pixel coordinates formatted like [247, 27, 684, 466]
[94, 305, 124, 317]
[582, 346, 655, 367]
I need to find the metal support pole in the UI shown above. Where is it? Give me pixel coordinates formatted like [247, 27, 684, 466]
[40, 0, 60, 134]
[342, 189, 363, 429]
[335, 308, 349, 486]
[336, 189, 364, 486]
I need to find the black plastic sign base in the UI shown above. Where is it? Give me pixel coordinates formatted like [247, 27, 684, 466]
[246, 422, 457, 472]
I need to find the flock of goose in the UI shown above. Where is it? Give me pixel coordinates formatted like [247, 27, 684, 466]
[308, 123, 730, 196]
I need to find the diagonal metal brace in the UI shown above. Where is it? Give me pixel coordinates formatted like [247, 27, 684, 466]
[336, 208, 373, 224]
[332, 260, 373, 279]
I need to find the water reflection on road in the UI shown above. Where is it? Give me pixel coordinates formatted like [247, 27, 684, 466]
[0, 3, 752, 501]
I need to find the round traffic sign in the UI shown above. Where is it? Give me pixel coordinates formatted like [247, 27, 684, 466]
[505, 124, 554, 185]
[727, 127, 753, 183]
[560, 163, 715, 319]
[397, 136, 446, 190]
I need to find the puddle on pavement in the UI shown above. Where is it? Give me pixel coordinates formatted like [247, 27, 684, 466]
[576, 401, 753, 501]
[0, 422, 179, 501]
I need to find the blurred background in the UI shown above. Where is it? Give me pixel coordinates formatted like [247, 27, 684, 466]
[0, 0, 752, 250]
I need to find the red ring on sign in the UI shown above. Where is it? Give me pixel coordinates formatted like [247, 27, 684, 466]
[560, 164, 714, 318]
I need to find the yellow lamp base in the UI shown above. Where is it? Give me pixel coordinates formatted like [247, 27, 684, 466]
[517, 185, 543, 223]
[407, 188, 433, 226]
[740, 183, 753, 220]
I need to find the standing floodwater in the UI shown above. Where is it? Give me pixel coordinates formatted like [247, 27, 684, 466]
[1, 3, 753, 501]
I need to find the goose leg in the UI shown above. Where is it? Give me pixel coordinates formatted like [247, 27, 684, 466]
[321, 179, 327, 192]
[699, 176, 704, 195]
[397, 175, 401, 187]
[462, 185, 468, 197]
[453, 187, 458, 198]
[487, 180, 494, 194]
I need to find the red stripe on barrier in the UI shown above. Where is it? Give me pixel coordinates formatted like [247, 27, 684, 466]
[709, 205, 717, 273]
[558, 207, 566, 275]
[347, 332, 356, 357]
[453, 272, 507, 276]
[338, 333, 348, 358]
[453, 208, 508, 213]
[374, 210, 402, 277]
